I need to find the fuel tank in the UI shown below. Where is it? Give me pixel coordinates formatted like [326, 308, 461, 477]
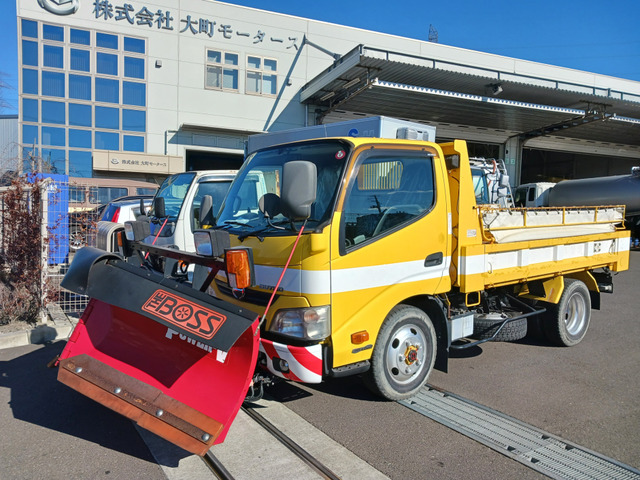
[548, 171, 640, 216]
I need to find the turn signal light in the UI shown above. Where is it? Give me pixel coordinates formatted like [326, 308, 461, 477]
[225, 247, 255, 289]
[351, 330, 369, 344]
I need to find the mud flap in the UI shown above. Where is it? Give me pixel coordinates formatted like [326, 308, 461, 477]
[58, 248, 259, 455]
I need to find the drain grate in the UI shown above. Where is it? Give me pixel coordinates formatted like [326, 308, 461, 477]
[400, 385, 640, 480]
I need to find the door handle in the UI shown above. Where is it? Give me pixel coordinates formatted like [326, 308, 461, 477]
[424, 252, 443, 267]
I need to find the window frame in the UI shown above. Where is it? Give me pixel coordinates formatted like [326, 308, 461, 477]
[339, 148, 437, 255]
[246, 55, 278, 96]
[205, 48, 240, 92]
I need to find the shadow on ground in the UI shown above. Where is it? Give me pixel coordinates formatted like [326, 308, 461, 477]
[0, 341, 190, 467]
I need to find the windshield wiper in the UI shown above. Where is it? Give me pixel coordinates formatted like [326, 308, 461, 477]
[219, 220, 253, 230]
[237, 220, 295, 241]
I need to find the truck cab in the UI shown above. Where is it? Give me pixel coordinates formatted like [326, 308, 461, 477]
[513, 182, 555, 208]
[147, 170, 236, 251]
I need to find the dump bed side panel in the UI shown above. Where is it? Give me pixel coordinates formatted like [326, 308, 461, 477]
[458, 230, 630, 292]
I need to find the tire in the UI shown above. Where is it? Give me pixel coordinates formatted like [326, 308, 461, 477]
[365, 305, 436, 401]
[473, 312, 527, 342]
[542, 278, 591, 347]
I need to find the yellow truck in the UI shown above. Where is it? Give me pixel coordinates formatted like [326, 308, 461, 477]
[57, 134, 630, 455]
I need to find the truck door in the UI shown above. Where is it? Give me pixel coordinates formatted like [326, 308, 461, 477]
[329, 147, 450, 369]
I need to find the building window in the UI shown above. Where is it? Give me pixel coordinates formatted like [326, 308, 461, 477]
[123, 81, 145, 106]
[23, 98, 38, 122]
[19, 21, 149, 168]
[23, 125, 38, 145]
[70, 49, 90, 71]
[124, 37, 145, 54]
[69, 103, 92, 127]
[246, 56, 277, 96]
[122, 109, 145, 131]
[95, 77, 119, 103]
[42, 71, 65, 97]
[42, 126, 66, 147]
[43, 24, 64, 42]
[22, 68, 38, 94]
[41, 100, 65, 124]
[123, 135, 144, 152]
[41, 148, 66, 174]
[205, 50, 239, 91]
[124, 57, 144, 79]
[22, 40, 38, 66]
[69, 129, 92, 148]
[69, 150, 93, 177]
[69, 74, 91, 100]
[95, 131, 119, 150]
[22, 19, 38, 39]
[43, 45, 64, 69]
[95, 106, 119, 130]
[96, 32, 118, 49]
[70, 28, 90, 46]
[97, 52, 118, 75]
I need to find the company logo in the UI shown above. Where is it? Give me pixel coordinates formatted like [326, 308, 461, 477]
[38, 0, 80, 16]
[142, 289, 227, 339]
[110, 158, 119, 164]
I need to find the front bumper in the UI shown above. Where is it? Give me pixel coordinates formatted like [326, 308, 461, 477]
[259, 339, 323, 383]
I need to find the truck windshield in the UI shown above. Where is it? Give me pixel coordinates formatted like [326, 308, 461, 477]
[150, 172, 197, 219]
[217, 140, 349, 233]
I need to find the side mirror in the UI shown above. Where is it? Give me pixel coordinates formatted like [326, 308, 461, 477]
[153, 196, 166, 218]
[199, 194, 213, 225]
[280, 161, 317, 221]
[500, 175, 510, 188]
[259, 193, 281, 219]
[137, 198, 149, 221]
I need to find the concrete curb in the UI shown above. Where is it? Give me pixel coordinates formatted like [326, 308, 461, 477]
[0, 304, 76, 350]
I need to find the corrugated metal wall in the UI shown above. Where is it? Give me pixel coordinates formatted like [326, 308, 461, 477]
[0, 116, 19, 172]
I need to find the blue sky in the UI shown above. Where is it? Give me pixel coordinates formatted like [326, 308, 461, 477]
[2, 0, 639, 115]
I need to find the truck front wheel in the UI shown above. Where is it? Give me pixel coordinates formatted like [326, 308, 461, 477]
[365, 305, 436, 401]
[543, 278, 591, 347]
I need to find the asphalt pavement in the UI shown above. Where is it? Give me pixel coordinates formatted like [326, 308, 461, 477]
[1, 251, 638, 480]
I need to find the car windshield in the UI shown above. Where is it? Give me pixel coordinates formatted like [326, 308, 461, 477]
[150, 172, 196, 219]
[216, 140, 350, 234]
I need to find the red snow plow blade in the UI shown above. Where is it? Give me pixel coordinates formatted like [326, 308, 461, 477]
[58, 247, 259, 456]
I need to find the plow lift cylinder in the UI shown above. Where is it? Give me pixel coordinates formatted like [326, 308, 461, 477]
[58, 246, 259, 455]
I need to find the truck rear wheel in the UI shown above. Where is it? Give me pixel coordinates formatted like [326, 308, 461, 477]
[364, 305, 436, 401]
[543, 278, 591, 347]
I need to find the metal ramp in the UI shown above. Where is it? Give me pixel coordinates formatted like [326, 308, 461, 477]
[400, 385, 640, 480]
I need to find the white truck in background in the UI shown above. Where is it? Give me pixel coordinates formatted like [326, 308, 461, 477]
[98, 170, 236, 253]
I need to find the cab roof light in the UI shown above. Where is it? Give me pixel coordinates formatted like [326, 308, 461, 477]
[225, 247, 255, 290]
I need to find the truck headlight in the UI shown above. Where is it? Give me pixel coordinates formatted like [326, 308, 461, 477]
[269, 306, 330, 341]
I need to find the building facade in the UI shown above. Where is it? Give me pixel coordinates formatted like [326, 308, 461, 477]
[15, 0, 640, 184]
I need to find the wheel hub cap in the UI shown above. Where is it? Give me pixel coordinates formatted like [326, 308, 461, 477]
[404, 345, 419, 365]
[385, 324, 427, 385]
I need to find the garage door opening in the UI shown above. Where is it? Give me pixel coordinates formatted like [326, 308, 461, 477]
[186, 150, 244, 171]
[522, 149, 639, 184]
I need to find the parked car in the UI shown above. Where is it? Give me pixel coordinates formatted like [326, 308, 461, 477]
[69, 195, 154, 250]
[99, 195, 154, 223]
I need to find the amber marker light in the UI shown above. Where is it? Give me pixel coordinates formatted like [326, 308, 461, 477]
[351, 331, 369, 344]
[225, 248, 254, 289]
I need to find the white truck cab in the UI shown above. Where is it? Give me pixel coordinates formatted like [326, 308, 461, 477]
[148, 170, 236, 252]
[514, 182, 556, 208]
